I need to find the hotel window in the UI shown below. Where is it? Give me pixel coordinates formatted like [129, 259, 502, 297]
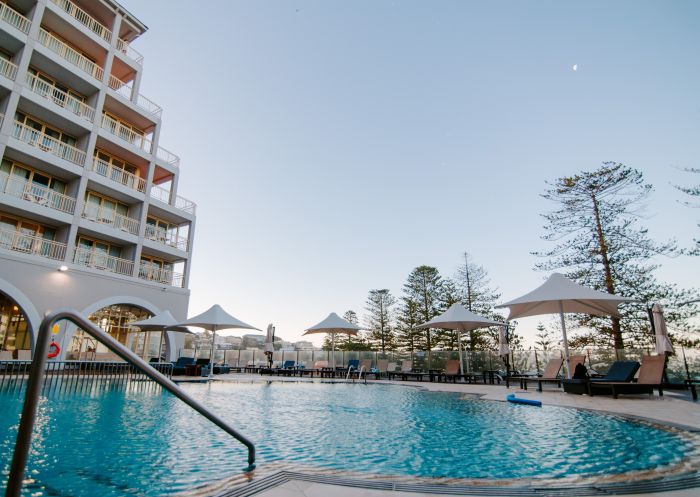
[1, 159, 67, 203]
[83, 191, 128, 223]
[139, 254, 173, 283]
[0, 214, 56, 254]
[102, 111, 147, 147]
[75, 236, 122, 269]
[14, 112, 78, 147]
[93, 149, 140, 184]
[27, 67, 87, 114]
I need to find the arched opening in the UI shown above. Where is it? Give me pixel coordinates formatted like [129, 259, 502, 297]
[0, 292, 31, 358]
[67, 304, 161, 361]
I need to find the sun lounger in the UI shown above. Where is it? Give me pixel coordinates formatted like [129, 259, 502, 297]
[389, 360, 429, 381]
[588, 355, 677, 399]
[441, 359, 470, 383]
[564, 360, 640, 395]
[516, 358, 564, 391]
[375, 359, 389, 378]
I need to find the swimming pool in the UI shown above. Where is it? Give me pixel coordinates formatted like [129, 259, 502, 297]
[0, 381, 696, 497]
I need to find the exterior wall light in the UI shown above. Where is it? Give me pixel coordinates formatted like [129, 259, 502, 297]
[58, 266, 68, 272]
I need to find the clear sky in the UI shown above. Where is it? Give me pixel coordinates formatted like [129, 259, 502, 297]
[120, 0, 699, 345]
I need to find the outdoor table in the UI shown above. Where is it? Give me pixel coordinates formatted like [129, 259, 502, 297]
[320, 367, 335, 378]
[184, 364, 199, 376]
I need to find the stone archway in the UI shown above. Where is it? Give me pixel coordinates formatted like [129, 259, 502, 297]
[60, 297, 162, 361]
[0, 278, 41, 356]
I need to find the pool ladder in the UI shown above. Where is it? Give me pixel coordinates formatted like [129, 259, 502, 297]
[5, 308, 257, 497]
[346, 365, 367, 384]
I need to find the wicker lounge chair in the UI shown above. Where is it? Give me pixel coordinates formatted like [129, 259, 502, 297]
[442, 359, 469, 383]
[517, 358, 563, 391]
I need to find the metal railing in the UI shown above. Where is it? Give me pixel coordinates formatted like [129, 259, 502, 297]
[155, 145, 180, 168]
[4, 309, 256, 497]
[91, 157, 146, 192]
[138, 261, 184, 287]
[0, 360, 174, 396]
[12, 120, 86, 166]
[0, 227, 67, 260]
[0, 57, 18, 80]
[0, 1, 30, 34]
[38, 28, 104, 81]
[149, 185, 197, 215]
[25, 71, 96, 122]
[73, 247, 134, 275]
[82, 204, 140, 234]
[0, 172, 77, 214]
[116, 38, 144, 65]
[144, 224, 189, 251]
[100, 113, 152, 152]
[49, 0, 112, 43]
[107, 74, 163, 119]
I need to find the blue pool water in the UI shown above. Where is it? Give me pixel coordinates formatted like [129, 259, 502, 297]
[0, 381, 694, 497]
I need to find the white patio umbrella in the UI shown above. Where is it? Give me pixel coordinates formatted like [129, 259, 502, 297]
[652, 304, 674, 356]
[416, 303, 505, 375]
[496, 273, 635, 379]
[303, 313, 361, 368]
[174, 304, 260, 379]
[129, 310, 192, 361]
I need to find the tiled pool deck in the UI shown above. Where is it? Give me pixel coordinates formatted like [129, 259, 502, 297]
[181, 373, 700, 497]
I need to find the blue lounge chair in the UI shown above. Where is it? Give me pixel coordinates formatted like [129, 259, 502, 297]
[563, 360, 640, 395]
[171, 357, 195, 376]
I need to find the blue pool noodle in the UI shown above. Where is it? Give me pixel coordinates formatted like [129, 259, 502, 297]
[506, 393, 542, 407]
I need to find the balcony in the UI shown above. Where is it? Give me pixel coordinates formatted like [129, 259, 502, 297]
[73, 246, 133, 275]
[155, 145, 179, 168]
[38, 28, 104, 82]
[116, 38, 143, 65]
[91, 157, 146, 193]
[149, 185, 196, 215]
[0, 57, 18, 81]
[25, 72, 96, 122]
[107, 74, 162, 119]
[49, 0, 112, 43]
[0, 227, 67, 261]
[138, 261, 183, 287]
[12, 120, 87, 167]
[144, 224, 188, 251]
[0, 172, 77, 214]
[100, 113, 151, 153]
[0, 2, 31, 34]
[82, 205, 140, 235]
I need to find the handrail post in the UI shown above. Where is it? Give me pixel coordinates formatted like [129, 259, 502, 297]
[6, 309, 255, 497]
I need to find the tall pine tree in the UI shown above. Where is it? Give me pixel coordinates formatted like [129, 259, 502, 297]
[402, 266, 444, 352]
[535, 163, 697, 348]
[365, 289, 396, 353]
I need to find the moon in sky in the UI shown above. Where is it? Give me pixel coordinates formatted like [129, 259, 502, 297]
[572, 64, 578, 71]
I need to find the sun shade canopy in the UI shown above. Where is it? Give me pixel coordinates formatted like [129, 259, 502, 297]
[495, 273, 635, 320]
[174, 304, 260, 332]
[303, 312, 361, 336]
[129, 310, 192, 333]
[416, 303, 504, 331]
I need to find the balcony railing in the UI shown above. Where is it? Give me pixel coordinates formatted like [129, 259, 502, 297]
[0, 2, 31, 34]
[73, 247, 134, 276]
[12, 121, 86, 166]
[116, 38, 144, 65]
[144, 224, 189, 251]
[25, 72, 96, 122]
[49, 0, 112, 43]
[100, 113, 151, 153]
[138, 261, 183, 287]
[107, 74, 163, 119]
[149, 185, 196, 215]
[155, 145, 179, 168]
[0, 228, 66, 260]
[82, 205, 140, 235]
[0, 172, 77, 214]
[38, 28, 104, 82]
[92, 157, 146, 193]
[0, 57, 18, 81]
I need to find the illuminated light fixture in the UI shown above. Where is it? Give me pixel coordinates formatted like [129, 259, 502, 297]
[58, 265, 68, 272]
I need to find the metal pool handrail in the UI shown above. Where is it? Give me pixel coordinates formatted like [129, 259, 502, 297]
[5, 308, 256, 497]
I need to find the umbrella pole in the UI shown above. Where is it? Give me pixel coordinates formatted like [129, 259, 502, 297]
[558, 301, 571, 379]
[157, 329, 165, 361]
[209, 326, 216, 379]
[331, 332, 335, 369]
[457, 330, 464, 377]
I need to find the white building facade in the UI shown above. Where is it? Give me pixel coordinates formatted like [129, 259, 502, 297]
[0, 0, 195, 361]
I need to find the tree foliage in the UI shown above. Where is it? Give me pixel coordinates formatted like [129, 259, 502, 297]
[534, 162, 697, 348]
[675, 167, 700, 254]
[364, 289, 396, 353]
[401, 265, 445, 351]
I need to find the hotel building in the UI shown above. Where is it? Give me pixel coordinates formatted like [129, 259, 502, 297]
[0, 0, 195, 361]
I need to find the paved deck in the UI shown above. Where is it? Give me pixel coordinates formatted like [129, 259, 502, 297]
[176, 374, 700, 497]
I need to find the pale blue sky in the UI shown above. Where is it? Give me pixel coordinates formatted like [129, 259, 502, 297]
[121, 0, 699, 344]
